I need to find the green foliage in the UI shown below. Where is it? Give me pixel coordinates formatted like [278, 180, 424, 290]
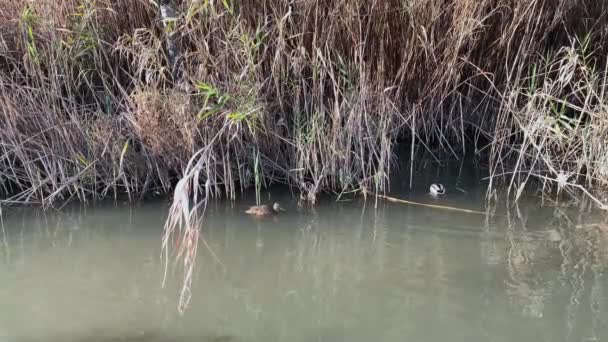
[527, 63, 537, 96]
[20, 5, 40, 65]
[194, 82, 262, 135]
[195, 82, 231, 120]
[221, 0, 234, 16]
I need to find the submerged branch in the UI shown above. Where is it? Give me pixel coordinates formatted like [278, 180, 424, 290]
[374, 194, 493, 216]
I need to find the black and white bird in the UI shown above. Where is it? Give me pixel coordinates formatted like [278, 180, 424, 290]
[429, 183, 446, 197]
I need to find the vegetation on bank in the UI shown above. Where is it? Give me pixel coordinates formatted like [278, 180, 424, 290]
[0, 0, 606, 205]
[1, 0, 607, 311]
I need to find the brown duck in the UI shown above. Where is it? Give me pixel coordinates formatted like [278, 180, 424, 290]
[245, 202, 285, 216]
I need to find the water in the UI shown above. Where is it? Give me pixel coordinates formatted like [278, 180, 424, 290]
[1, 172, 608, 341]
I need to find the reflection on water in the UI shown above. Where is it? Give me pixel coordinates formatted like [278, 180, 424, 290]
[1, 189, 608, 342]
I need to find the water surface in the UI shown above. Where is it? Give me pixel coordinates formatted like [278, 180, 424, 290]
[1, 175, 608, 342]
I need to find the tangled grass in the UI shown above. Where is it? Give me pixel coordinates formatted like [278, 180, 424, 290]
[1, 0, 607, 311]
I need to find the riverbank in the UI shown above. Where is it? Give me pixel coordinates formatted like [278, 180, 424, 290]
[2, 1, 607, 309]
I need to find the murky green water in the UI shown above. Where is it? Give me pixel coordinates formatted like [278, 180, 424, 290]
[1, 172, 608, 341]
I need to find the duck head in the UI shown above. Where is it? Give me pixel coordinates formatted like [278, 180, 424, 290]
[429, 183, 446, 196]
[273, 202, 285, 212]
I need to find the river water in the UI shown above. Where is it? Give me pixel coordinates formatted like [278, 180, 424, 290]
[1, 163, 608, 342]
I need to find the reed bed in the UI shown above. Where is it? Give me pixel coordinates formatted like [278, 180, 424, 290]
[1, 0, 607, 311]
